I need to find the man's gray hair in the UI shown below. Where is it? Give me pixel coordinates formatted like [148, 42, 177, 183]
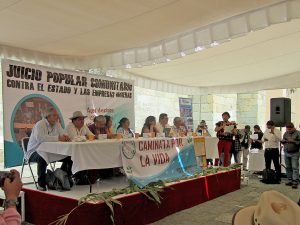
[94, 115, 106, 123]
[173, 117, 181, 124]
[44, 107, 57, 118]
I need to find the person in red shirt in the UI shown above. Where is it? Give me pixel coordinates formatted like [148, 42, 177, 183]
[214, 112, 236, 167]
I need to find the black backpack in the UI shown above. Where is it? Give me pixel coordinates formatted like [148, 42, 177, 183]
[261, 169, 278, 184]
[73, 170, 100, 185]
[46, 168, 72, 191]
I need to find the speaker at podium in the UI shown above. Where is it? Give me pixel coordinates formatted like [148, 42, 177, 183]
[270, 98, 291, 127]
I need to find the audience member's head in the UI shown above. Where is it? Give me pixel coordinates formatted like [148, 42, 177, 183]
[286, 122, 295, 133]
[70, 111, 87, 129]
[253, 125, 261, 132]
[180, 117, 186, 126]
[105, 115, 112, 128]
[232, 190, 300, 225]
[200, 120, 207, 127]
[118, 117, 130, 130]
[94, 115, 106, 129]
[159, 113, 168, 125]
[144, 116, 156, 128]
[222, 112, 230, 122]
[44, 107, 59, 126]
[245, 125, 251, 132]
[173, 117, 182, 128]
[266, 120, 275, 129]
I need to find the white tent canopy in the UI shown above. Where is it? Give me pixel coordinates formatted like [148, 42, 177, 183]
[1, 0, 300, 94]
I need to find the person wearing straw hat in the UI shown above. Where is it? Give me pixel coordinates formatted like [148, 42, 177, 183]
[232, 190, 300, 225]
[65, 111, 93, 141]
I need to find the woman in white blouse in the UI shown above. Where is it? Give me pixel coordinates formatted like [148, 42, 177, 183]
[116, 117, 133, 137]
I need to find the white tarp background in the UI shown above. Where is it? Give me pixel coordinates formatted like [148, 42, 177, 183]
[1, 1, 300, 94]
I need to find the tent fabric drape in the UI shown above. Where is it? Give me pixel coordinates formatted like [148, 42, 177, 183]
[105, 69, 300, 95]
[1, 1, 300, 71]
[1, 1, 300, 94]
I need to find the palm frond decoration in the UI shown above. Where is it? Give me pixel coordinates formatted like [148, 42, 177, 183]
[50, 164, 241, 225]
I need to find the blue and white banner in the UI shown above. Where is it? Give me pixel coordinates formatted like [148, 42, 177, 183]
[121, 137, 201, 187]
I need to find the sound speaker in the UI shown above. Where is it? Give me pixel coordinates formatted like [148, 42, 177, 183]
[270, 98, 291, 127]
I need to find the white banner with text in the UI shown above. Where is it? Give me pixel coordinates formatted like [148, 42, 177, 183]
[1, 59, 134, 167]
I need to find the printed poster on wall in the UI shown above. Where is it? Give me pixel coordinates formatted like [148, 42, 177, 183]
[179, 97, 193, 132]
[121, 137, 201, 187]
[1, 59, 135, 167]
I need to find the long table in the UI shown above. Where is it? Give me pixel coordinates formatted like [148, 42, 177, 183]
[248, 149, 300, 173]
[37, 137, 219, 174]
[37, 139, 123, 174]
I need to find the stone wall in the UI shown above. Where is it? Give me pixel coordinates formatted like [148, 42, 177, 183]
[134, 86, 188, 133]
[212, 94, 237, 126]
[193, 92, 267, 135]
[193, 94, 237, 136]
[236, 92, 266, 130]
[192, 95, 201, 131]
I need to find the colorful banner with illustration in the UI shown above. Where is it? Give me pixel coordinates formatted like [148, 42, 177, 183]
[179, 97, 193, 132]
[1, 59, 134, 167]
[121, 137, 201, 187]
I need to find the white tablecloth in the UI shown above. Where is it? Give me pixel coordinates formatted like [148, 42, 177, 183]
[204, 137, 219, 159]
[37, 137, 219, 174]
[37, 139, 123, 174]
[248, 150, 266, 172]
[247, 150, 299, 173]
[193, 137, 219, 159]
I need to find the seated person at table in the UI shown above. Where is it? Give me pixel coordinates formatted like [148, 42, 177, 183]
[66, 111, 93, 140]
[156, 113, 171, 134]
[170, 117, 187, 137]
[116, 117, 133, 137]
[141, 116, 159, 137]
[88, 115, 107, 138]
[180, 118, 188, 135]
[105, 115, 114, 139]
[26, 107, 71, 191]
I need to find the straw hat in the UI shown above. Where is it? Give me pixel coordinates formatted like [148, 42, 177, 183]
[232, 190, 300, 225]
[69, 111, 87, 120]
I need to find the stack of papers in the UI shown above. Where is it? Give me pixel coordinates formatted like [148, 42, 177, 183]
[250, 134, 258, 140]
[224, 125, 234, 133]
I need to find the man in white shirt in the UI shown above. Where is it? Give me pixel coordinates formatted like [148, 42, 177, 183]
[65, 111, 93, 140]
[262, 120, 282, 182]
[26, 107, 70, 191]
[156, 113, 171, 134]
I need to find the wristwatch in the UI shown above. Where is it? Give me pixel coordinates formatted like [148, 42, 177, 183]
[3, 199, 19, 208]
